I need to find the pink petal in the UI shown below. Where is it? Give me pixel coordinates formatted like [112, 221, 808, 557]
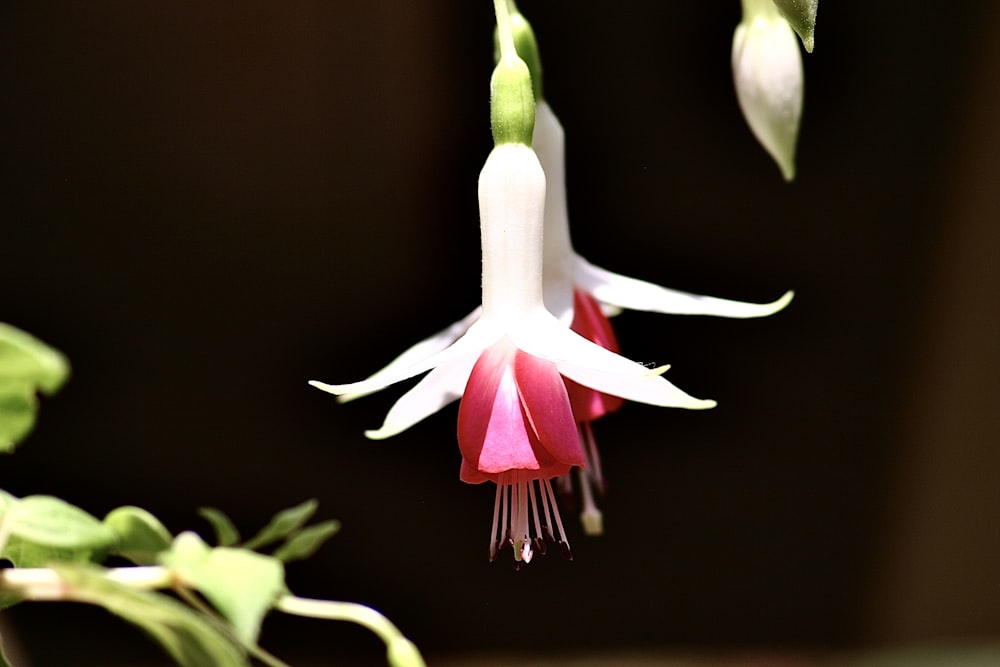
[457, 339, 542, 478]
[572, 290, 621, 354]
[566, 290, 625, 422]
[514, 348, 586, 469]
[459, 457, 494, 484]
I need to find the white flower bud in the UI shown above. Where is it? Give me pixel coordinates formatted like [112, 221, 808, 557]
[732, 0, 804, 181]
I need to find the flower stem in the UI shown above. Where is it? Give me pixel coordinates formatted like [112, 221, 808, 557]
[493, 0, 515, 59]
[741, 0, 780, 20]
[275, 595, 396, 644]
[275, 595, 426, 665]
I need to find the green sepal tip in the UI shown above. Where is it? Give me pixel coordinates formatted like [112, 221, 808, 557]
[510, 10, 543, 102]
[771, 0, 818, 52]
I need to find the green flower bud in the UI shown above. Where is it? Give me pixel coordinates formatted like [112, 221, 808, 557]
[490, 54, 535, 146]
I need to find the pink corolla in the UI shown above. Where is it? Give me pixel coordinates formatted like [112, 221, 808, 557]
[312, 92, 714, 561]
[457, 336, 584, 562]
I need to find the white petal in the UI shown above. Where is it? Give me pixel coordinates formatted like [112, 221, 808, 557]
[533, 101, 576, 324]
[364, 354, 476, 440]
[338, 306, 481, 403]
[560, 362, 715, 410]
[510, 314, 716, 410]
[574, 256, 793, 318]
[310, 320, 499, 398]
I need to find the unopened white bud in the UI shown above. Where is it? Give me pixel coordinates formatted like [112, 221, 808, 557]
[732, 0, 804, 181]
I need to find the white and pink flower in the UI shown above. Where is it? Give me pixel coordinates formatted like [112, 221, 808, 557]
[312, 139, 714, 563]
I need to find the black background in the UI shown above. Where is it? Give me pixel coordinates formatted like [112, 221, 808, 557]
[2, 1, 998, 665]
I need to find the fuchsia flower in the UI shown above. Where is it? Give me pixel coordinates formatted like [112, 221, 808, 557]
[313, 9, 791, 560]
[332, 100, 793, 537]
[312, 134, 714, 563]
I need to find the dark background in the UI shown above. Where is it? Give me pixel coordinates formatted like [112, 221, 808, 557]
[2, 1, 999, 664]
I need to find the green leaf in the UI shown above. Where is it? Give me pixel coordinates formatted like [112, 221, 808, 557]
[1, 537, 104, 570]
[105, 506, 173, 565]
[0, 489, 16, 517]
[0, 323, 70, 453]
[2, 495, 115, 552]
[0, 495, 116, 609]
[160, 533, 285, 646]
[271, 519, 340, 563]
[771, 0, 818, 52]
[241, 499, 317, 551]
[54, 563, 249, 667]
[196, 507, 240, 547]
[0, 531, 110, 609]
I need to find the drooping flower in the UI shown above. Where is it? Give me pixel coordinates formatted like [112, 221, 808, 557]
[732, 0, 805, 181]
[312, 50, 714, 563]
[330, 16, 795, 539]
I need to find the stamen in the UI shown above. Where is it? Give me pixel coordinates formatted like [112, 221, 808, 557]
[577, 466, 604, 536]
[581, 421, 606, 495]
[536, 477, 557, 543]
[500, 479, 511, 556]
[516, 472, 533, 563]
[542, 478, 573, 560]
[488, 473, 576, 566]
[527, 479, 547, 556]
[489, 481, 504, 561]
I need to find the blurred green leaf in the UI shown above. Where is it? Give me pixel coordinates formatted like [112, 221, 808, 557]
[54, 563, 249, 667]
[2, 495, 115, 551]
[272, 519, 340, 563]
[160, 533, 285, 646]
[0, 489, 16, 516]
[1, 537, 104, 569]
[196, 507, 240, 547]
[0, 494, 115, 608]
[0, 534, 108, 609]
[105, 506, 173, 565]
[241, 499, 317, 551]
[0, 323, 70, 452]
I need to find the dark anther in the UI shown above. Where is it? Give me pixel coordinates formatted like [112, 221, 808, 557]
[532, 537, 548, 556]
